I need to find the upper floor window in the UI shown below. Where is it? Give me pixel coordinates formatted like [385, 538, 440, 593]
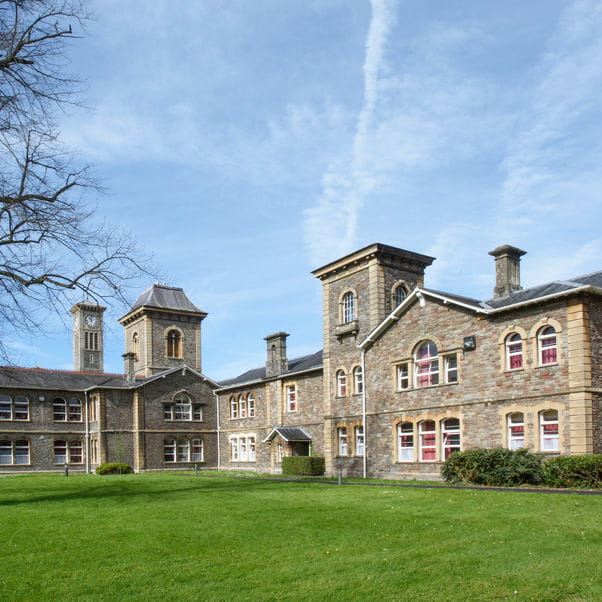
[166, 329, 182, 358]
[164, 393, 202, 421]
[84, 331, 99, 351]
[538, 326, 557, 365]
[336, 370, 347, 397]
[414, 341, 439, 388]
[53, 398, 82, 422]
[342, 292, 355, 323]
[0, 440, 30, 465]
[505, 333, 523, 370]
[0, 395, 29, 421]
[239, 394, 247, 418]
[230, 396, 238, 419]
[397, 364, 410, 390]
[286, 384, 297, 412]
[247, 393, 255, 417]
[540, 410, 559, 452]
[353, 366, 363, 395]
[507, 412, 525, 450]
[394, 284, 407, 307]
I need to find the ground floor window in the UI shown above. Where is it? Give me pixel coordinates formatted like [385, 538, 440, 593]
[229, 434, 256, 462]
[0, 439, 30, 465]
[419, 421, 437, 461]
[540, 410, 559, 452]
[337, 427, 348, 456]
[355, 425, 364, 456]
[397, 422, 414, 462]
[507, 412, 525, 449]
[441, 418, 461, 459]
[54, 440, 83, 465]
[397, 418, 461, 463]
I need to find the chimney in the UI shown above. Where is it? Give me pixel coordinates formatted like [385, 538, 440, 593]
[488, 245, 527, 298]
[264, 332, 289, 378]
[122, 352, 136, 382]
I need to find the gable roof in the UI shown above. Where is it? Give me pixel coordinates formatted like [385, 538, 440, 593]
[218, 350, 323, 389]
[360, 270, 602, 349]
[262, 426, 313, 443]
[0, 364, 217, 392]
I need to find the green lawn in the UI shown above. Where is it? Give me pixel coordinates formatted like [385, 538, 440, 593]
[1, 474, 600, 601]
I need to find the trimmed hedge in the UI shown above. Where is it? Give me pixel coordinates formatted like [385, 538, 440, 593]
[543, 454, 602, 489]
[442, 448, 544, 486]
[96, 462, 133, 475]
[282, 456, 325, 476]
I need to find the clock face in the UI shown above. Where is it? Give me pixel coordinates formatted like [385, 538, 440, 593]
[85, 315, 98, 328]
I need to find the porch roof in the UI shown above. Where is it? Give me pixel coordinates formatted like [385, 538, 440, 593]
[262, 427, 312, 443]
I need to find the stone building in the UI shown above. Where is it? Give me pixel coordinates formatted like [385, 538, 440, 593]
[1, 243, 601, 479]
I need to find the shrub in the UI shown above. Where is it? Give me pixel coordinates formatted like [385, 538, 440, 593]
[282, 456, 325, 476]
[442, 448, 544, 487]
[96, 462, 133, 475]
[543, 455, 602, 489]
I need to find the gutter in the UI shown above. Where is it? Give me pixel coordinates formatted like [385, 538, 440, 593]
[214, 390, 221, 470]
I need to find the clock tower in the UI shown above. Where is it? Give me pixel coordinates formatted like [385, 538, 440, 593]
[70, 302, 106, 372]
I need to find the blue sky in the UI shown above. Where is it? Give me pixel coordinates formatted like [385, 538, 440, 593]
[7, 0, 602, 380]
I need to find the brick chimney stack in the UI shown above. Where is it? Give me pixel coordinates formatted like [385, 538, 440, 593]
[488, 244, 527, 298]
[265, 332, 289, 378]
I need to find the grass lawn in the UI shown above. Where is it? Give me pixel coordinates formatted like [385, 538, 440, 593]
[1, 474, 600, 600]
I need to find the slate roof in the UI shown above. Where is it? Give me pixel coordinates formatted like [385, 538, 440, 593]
[129, 284, 206, 314]
[0, 366, 131, 390]
[483, 271, 602, 309]
[263, 427, 313, 442]
[218, 350, 323, 388]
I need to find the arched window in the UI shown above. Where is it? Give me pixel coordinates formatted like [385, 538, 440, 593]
[239, 394, 247, 418]
[53, 398, 66, 422]
[538, 326, 557, 365]
[0, 395, 10, 420]
[132, 332, 140, 359]
[166, 329, 182, 358]
[247, 393, 255, 417]
[418, 420, 436, 461]
[507, 412, 525, 449]
[394, 284, 407, 307]
[397, 423, 414, 462]
[174, 393, 192, 421]
[54, 440, 67, 464]
[342, 292, 355, 323]
[353, 366, 363, 395]
[336, 370, 347, 397]
[540, 410, 559, 452]
[441, 418, 461, 459]
[0, 395, 29, 420]
[230, 396, 238, 419]
[414, 341, 439, 388]
[68, 399, 82, 422]
[505, 333, 523, 370]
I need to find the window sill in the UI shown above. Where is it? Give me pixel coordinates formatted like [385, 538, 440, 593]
[535, 363, 559, 369]
[335, 320, 359, 338]
[395, 381, 459, 393]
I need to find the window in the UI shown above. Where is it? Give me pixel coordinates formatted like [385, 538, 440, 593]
[355, 426, 364, 456]
[353, 366, 363, 395]
[441, 418, 461, 459]
[247, 393, 255, 417]
[192, 439, 204, 462]
[0, 395, 29, 420]
[230, 396, 238, 419]
[505, 333, 523, 370]
[286, 385, 297, 412]
[394, 284, 407, 307]
[238, 394, 247, 418]
[414, 341, 439, 388]
[507, 412, 525, 450]
[419, 421, 436, 461]
[230, 435, 256, 462]
[337, 427, 348, 456]
[132, 332, 140, 359]
[68, 399, 82, 421]
[0, 440, 30, 465]
[444, 355, 458, 383]
[163, 393, 202, 421]
[397, 423, 414, 462]
[538, 326, 557, 365]
[336, 370, 347, 397]
[166, 329, 182, 358]
[164, 439, 176, 462]
[540, 410, 559, 452]
[53, 398, 81, 422]
[177, 439, 190, 462]
[53, 398, 66, 421]
[54, 440, 83, 464]
[397, 364, 410, 390]
[342, 291, 355, 323]
[164, 438, 193, 463]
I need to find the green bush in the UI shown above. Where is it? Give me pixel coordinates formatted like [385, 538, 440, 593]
[96, 462, 133, 475]
[442, 448, 544, 486]
[282, 456, 325, 476]
[543, 454, 602, 489]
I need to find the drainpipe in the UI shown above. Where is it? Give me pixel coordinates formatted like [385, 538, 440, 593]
[214, 390, 221, 470]
[361, 348, 367, 479]
[84, 391, 90, 474]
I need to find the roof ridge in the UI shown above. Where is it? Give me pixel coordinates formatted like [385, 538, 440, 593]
[0, 366, 126, 378]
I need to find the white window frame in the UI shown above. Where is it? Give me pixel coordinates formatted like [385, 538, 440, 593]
[342, 292, 355, 323]
[247, 394, 255, 417]
[353, 366, 363, 395]
[397, 363, 410, 390]
[230, 396, 238, 419]
[336, 370, 347, 397]
[338, 427, 348, 456]
[286, 384, 297, 412]
[414, 341, 439, 388]
[230, 434, 257, 462]
[441, 418, 461, 459]
[397, 422, 414, 462]
[239, 394, 247, 418]
[418, 421, 437, 462]
[540, 410, 559, 452]
[54, 440, 83, 465]
[505, 333, 523, 370]
[192, 439, 204, 462]
[0, 440, 30, 465]
[444, 354, 458, 384]
[354, 425, 364, 456]
[0, 395, 29, 421]
[507, 412, 525, 450]
[538, 326, 558, 365]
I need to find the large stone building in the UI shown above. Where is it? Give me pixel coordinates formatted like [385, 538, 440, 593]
[1, 243, 601, 479]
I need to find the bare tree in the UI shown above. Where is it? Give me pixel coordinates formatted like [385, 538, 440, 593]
[0, 1, 152, 357]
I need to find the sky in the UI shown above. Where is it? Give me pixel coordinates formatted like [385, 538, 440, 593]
[6, 0, 602, 380]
